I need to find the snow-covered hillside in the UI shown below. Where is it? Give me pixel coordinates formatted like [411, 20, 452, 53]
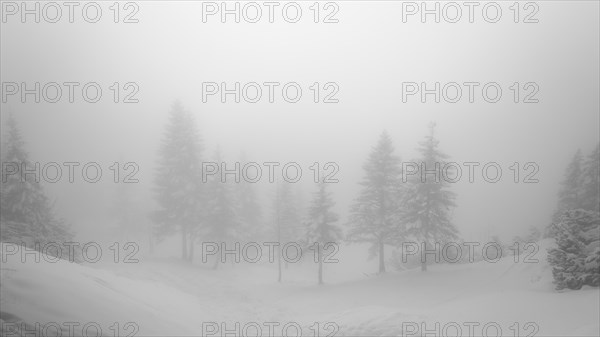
[1, 240, 598, 336]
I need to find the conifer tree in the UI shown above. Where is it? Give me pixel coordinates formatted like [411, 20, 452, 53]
[153, 102, 204, 262]
[204, 149, 239, 269]
[307, 179, 342, 284]
[547, 146, 599, 238]
[548, 209, 600, 290]
[273, 182, 300, 281]
[348, 131, 404, 274]
[0, 114, 73, 256]
[405, 123, 458, 271]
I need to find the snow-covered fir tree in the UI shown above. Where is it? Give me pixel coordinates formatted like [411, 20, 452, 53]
[404, 123, 458, 271]
[548, 209, 600, 290]
[0, 114, 73, 257]
[348, 131, 404, 274]
[307, 179, 342, 285]
[152, 102, 204, 262]
[546, 145, 600, 238]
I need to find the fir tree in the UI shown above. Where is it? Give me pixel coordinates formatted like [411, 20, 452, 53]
[307, 179, 342, 285]
[548, 209, 600, 290]
[293, 185, 310, 247]
[152, 102, 204, 262]
[204, 149, 239, 269]
[0, 114, 73, 257]
[547, 145, 599, 238]
[348, 131, 404, 274]
[272, 182, 300, 281]
[405, 123, 458, 271]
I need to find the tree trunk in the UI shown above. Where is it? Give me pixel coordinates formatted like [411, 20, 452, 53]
[378, 240, 386, 274]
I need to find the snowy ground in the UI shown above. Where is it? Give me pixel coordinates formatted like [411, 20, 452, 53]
[1, 239, 598, 336]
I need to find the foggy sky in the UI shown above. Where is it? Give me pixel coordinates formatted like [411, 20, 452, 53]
[1, 1, 599, 243]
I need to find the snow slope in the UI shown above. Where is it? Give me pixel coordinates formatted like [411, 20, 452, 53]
[1, 240, 598, 336]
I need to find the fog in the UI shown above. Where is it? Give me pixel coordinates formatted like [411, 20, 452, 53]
[2, 2, 598, 243]
[1, 1, 599, 336]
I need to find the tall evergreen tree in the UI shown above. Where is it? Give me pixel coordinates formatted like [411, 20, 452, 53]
[547, 146, 599, 238]
[405, 123, 458, 271]
[307, 179, 342, 285]
[272, 182, 300, 282]
[152, 102, 204, 262]
[204, 149, 239, 269]
[0, 114, 73, 254]
[348, 131, 404, 274]
[293, 185, 310, 246]
[547, 145, 600, 289]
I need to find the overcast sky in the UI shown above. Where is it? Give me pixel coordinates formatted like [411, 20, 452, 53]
[1, 1, 598, 242]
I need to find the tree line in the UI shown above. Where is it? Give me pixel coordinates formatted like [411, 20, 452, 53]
[153, 102, 459, 281]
